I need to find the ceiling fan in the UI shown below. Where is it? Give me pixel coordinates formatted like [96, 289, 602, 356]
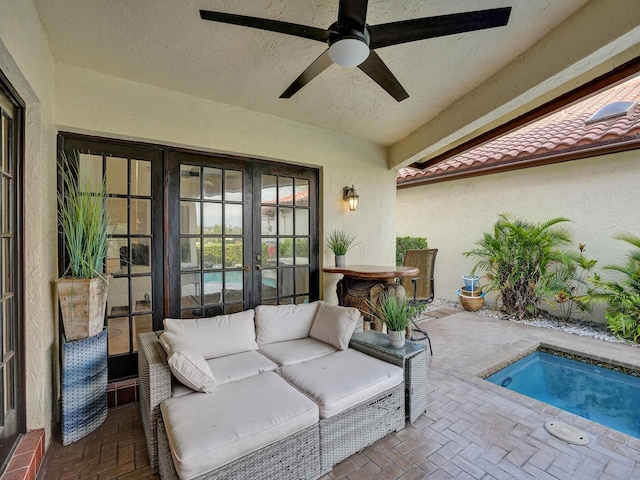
[200, 1, 512, 102]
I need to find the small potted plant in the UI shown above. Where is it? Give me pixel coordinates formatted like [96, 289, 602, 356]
[326, 229, 358, 267]
[368, 292, 425, 348]
[55, 151, 111, 341]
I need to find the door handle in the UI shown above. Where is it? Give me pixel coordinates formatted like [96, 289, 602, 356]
[243, 265, 251, 271]
[255, 265, 262, 271]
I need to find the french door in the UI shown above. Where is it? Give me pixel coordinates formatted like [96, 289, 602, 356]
[58, 135, 320, 380]
[0, 73, 24, 470]
[58, 136, 164, 380]
[167, 151, 319, 317]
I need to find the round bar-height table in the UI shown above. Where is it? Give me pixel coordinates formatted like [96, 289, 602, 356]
[323, 265, 419, 330]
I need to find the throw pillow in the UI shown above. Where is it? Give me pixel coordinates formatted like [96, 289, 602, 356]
[160, 332, 217, 393]
[255, 302, 321, 344]
[309, 302, 360, 350]
[163, 309, 257, 359]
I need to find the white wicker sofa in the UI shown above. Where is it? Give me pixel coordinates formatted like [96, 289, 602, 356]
[138, 301, 406, 480]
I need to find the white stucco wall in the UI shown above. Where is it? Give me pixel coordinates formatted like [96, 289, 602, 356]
[54, 64, 398, 303]
[0, 0, 58, 441]
[396, 151, 640, 322]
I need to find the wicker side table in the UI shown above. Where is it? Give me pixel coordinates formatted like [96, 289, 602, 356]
[350, 330, 427, 424]
[61, 328, 108, 445]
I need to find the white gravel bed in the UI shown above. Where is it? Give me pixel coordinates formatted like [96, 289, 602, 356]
[425, 298, 638, 347]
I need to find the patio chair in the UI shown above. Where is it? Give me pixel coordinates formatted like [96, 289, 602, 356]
[401, 248, 438, 354]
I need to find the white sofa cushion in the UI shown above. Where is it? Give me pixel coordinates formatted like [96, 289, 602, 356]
[161, 371, 319, 480]
[171, 381, 195, 398]
[309, 302, 360, 350]
[206, 351, 278, 384]
[258, 338, 337, 366]
[163, 310, 257, 359]
[159, 332, 217, 393]
[278, 349, 403, 418]
[255, 302, 321, 345]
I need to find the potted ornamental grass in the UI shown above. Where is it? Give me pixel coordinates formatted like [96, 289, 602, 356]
[368, 292, 425, 348]
[55, 151, 110, 341]
[326, 229, 358, 267]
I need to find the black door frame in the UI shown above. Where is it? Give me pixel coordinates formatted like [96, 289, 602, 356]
[0, 68, 26, 471]
[57, 133, 320, 381]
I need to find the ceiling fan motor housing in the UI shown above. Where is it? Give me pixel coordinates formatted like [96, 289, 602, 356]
[328, 25, 370, 67]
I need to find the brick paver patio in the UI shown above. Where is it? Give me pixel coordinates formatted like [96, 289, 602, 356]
[39, 311, 640, 479]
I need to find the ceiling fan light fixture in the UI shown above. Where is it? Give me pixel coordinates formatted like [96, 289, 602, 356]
[328, 37, 370, 67]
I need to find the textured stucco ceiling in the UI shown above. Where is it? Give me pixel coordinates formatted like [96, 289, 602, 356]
[34, 0, 636, 161]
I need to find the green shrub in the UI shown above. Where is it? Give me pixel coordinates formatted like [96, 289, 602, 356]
[546, 243, 597, 321]
[464, 214, 580, 319]
[581, 234, 640, 343]
[197, 242, 243, 268]
[396, 236, 428, 266]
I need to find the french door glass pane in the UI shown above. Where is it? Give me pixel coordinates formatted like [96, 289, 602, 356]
[1, 118, 7, 172]
[78, 153, 103, 193]
[262, 269, 277, 299]
[296, 238, 309, 265]
[2, 177, 10, 232]
[295, 179, 309, 206]
[107, 317, 129, 354]
[106, 157, 127, 195]
[279, 177, 293, 204]
[260, 173, 312, 304]
[180, 165, 201, 199]
[180, 202, 200, 234]
[278, 208, 293, 235]
[203, 203, 222, 231]
[179, 163, 245, 318]
[108, 198, 128, 234]
[261, 175, 277, 204]
[102, 155, 154, 356]
[203, 238, 222, 269]
[295, 209, 309, 236]
[203, 168, 222, 200]
[133, 315, 153, 351]
[224, 204, 242, 234]
[224, 170, 243, 201]
[181, 273, 200, 308]
[131, 160, 151, 196]
[131, 199, 151, 234]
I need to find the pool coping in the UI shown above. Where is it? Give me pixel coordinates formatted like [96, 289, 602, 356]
[479, 342, 640, 379]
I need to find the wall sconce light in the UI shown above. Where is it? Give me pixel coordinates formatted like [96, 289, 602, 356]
[343, 185, 359, 211]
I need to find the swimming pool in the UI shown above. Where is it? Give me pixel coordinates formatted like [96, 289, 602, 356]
[486, 350, 640, 438]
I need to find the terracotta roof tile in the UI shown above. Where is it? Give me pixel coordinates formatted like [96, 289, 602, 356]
[399, 76, 640, 184]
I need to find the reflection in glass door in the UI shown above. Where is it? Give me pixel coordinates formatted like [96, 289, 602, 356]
[168, 153, 319, 316]
[259, 173, 313, 305]
[178, 162, 247, 317]
[102, 156, 154, 359]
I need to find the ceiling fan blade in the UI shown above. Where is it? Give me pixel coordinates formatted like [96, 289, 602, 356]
[337, 0, 369, 32]
[358, 51, 409, 102]
[280, 50, 333, 98]
[200, 10, 330, 42]
[368, 7, 512, 49]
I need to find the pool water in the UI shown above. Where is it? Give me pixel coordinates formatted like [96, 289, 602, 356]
[486, 351, 640, 438]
